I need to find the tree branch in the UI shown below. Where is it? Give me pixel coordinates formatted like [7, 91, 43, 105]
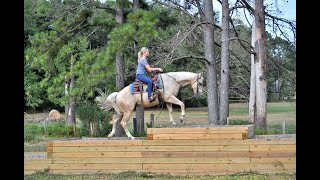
[154, 0, 197, 22]
[170, 55, 209, 64]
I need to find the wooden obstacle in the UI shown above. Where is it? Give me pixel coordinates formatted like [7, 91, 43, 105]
[147, 125, 254, 140]
[24, 126, 295, 176]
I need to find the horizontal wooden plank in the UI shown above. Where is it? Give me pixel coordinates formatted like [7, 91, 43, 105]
[142, 151, 251, 158]
[24, 164, 51, 170]
[251, 157, 296, 164]
[24, 159, 52, 164]
[143, 163, 296, 171]
[143, 145, 249, 152]
[251, 151, 296, 157]
[147, 127, 251, 134]
[52, 140, 143, 146]
[250, 163, 296, 171]
[150, 133, 246, 140]
[140, 169, 244, 176]
[50, 163, 142, 170]
[142, 139, 295, 146]
[52, 152, 142, 158]
[53, 157, 142, 164]
[51, 169, 143, 175]
[143, 163, 253, 171]
[250, 144, 296, 151]
[142, 157, 250, 163]
[53, 146, 143, 152]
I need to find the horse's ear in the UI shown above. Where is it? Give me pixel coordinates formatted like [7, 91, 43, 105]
[198, 72, 203, 78]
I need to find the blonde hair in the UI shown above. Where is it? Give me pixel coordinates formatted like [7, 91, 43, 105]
[138, 47, 149, 62]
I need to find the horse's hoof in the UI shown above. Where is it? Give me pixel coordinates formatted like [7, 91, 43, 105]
[130, 136, 136, 140]
[171, 121, 176, 126]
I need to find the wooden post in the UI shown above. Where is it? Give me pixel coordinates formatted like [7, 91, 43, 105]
[136, 82, 145, 136]
[133, 117, 137, 136]
[282, 120, 286, 134]
[47, 141, 53, 159]
[150, 113, 154, 128]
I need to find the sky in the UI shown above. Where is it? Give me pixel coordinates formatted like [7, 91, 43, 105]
[213, 0, 296, 22]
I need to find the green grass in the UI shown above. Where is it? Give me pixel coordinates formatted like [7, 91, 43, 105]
[24, 170, 296, 180]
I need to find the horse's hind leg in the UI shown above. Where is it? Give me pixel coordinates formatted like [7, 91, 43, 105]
[107, 113, 123, 139]
[120, 112, 135, 140]
[165, 102, 176, 125]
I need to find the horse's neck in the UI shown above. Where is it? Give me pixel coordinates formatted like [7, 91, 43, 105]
[165, 72, 196, 86]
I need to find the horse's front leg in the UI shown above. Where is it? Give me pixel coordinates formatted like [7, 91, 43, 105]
[120, 112, 135, 140]
[108, 113, 123, 139]
[165, 95, 186, 123]
[165, 102, 176, 125]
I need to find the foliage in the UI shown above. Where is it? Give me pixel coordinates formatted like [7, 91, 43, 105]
[254, 128, 268, 135]
[24, 121, 76, 143]
[76, 101, 112, 137]
[47, 121, 75, 137]
[266, 34, 296, 101]
[228, 119, 251, 125]
[24, 123, 45, 142]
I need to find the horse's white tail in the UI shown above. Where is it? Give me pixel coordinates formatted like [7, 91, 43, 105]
[95, 90, 121, 115]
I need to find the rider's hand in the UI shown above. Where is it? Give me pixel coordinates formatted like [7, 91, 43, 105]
[158, 68, 163, 72]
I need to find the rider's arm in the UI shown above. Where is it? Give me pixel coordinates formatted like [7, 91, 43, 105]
[145, 64, 163, 72]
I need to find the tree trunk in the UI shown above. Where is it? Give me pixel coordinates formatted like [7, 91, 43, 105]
[65, 54, 76, 125]
[219, 0, 230, 125]
[203, 0, 219, 124]
[114, 2, 126, 136]
[65, 76, 70, 123]
[249, 10, 256, 124]
[115, 5, 125, 90]
[133, 0, 144, 135]
[253, 0, 267, 130]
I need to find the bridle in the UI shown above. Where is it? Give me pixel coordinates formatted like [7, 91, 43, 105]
[190, 73, 202, 95]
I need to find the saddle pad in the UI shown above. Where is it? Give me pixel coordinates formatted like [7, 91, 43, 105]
[129, 83, 146, 94]
[157, 74, 163, 89]
[129, 74, 163, 94]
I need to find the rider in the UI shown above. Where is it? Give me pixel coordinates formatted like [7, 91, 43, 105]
[136, 47, 163, 102]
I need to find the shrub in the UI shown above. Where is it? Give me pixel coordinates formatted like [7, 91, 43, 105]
[228, 119, 251, 125]
[24, 123, 44, 142]
[47, 121, 74, 137]
[76, 101, 112, 137]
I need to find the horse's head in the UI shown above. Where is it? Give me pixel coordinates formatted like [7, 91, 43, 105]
[191, 72, 204, 96]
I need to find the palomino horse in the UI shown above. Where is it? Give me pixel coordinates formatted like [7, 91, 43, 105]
[95, 71, 204, 139]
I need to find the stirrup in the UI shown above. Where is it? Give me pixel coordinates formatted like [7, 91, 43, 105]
[149, 96, 156, 102]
